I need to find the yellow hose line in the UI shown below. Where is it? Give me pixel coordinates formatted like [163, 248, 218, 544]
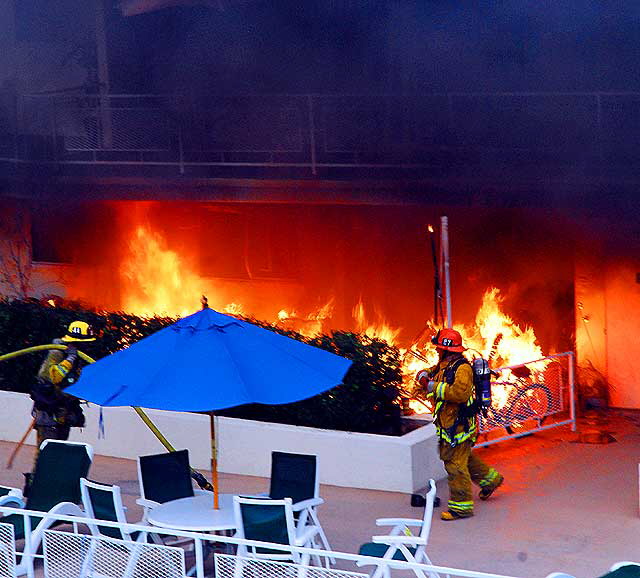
[0, 344, 95, 365]
[132, 407, 176, 452]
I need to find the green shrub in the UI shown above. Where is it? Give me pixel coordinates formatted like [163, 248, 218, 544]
[0, 299, 403, 435]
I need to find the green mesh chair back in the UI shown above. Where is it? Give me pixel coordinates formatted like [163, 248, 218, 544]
[81, 480, 128, 540]
[4, 441, 92, 540]
[27, 441, 92, 512]
[138, 450, 194, 504]
[238, 500, 291, 555]
[268, 452, 317, 504]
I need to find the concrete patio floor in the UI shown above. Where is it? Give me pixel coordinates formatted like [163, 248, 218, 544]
[2, 409, 639, 578]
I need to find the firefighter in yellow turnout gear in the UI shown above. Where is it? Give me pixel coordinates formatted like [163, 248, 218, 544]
[417, 328, 503, 521]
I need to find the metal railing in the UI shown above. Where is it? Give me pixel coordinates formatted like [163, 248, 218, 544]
[2, 92, 640, 177]
[0, 507, 528, 578]
[476, 351, 576, 448]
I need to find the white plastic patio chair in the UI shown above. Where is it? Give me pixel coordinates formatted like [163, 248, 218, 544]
[80, 478, 149, 543]
[252, 451, 332, 559]
[0, 440, 93, 576]
[357, 479, 437, 578]
[0, 522, 16, 578]
[42, 528, 187, 578]
[233, 496, 328, 568]
[0, 488, 24, 509]
[610, 562, 640, 571]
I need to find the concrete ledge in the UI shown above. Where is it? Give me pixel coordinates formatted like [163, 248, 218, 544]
[0, 391, 444, 493]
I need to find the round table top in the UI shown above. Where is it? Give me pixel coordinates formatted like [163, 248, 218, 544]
[147, 493, 237, 532]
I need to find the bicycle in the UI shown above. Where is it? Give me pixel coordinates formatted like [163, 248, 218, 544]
[481, 379, 553, 436]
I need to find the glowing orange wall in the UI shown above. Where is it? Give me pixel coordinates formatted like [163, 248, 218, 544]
[605, 261, 640, 408]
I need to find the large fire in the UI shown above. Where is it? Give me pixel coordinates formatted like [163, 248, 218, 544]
[120, 223, 546, 413]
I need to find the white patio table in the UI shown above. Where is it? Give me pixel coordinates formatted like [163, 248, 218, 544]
[147, 493, 238, 578]
[147, 492, 237, 533]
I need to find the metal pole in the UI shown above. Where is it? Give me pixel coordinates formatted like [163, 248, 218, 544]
[428, 225, 438, 324]
[441, 216, 452, 327]
[568, 351, 577, 431]
[95, 0, 113, 148]
[210, 412, 219, 509]
[307, 95, 317, 176]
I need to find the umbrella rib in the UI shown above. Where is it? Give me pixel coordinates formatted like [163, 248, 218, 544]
[214, 329, 253, 407]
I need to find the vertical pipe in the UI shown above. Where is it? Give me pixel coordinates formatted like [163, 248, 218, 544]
[441, 216, 452, 327]
[428, 226, 438, 324]
[194, 536, 205, 578]
[210, 412, 219, 509]
[24, 512, 33, 578]
[307, 95, 317, 176]
[178, 123, 185, 175]
[95, 0, 113, 148]
[568, 351, 576, 431]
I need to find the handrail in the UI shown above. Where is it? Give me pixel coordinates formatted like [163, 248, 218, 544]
[3, 91, 640, 178]
[0, 504, 519, 578]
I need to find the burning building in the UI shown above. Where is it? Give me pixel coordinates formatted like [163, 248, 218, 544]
[1, 0, 639, 412]
[3, 189, 635, 412]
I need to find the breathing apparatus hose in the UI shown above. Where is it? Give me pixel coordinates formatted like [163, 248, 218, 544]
[0, 344, 213, 490]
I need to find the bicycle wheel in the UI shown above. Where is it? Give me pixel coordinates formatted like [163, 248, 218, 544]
[505, 384, 552, 435]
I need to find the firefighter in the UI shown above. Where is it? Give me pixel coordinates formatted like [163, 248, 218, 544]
[30, 320, 96, 463]
[417, 328, 503, 520]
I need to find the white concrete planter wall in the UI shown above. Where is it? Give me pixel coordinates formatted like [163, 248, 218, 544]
[0, 390, 444, 493]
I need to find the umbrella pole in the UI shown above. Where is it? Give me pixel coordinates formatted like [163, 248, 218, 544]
[210, 412, 219, 509]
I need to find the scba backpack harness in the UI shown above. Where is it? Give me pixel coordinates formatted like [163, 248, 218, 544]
[438, 357, 493, 447]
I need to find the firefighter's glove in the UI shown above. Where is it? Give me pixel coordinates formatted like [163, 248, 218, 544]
[416, 370, 429, 387]
[416, 370, 436, 393]
[64, 344, 78, 364]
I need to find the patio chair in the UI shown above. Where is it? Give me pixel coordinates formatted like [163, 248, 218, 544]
[0, 522, 16, 578]
[0, 440, 93, 576]
[136, 449, 209, 522]
[43, 528, 187, 578]
[0, 488, 24, 509]
[80, 478, 148, 543]
[357, 479, 437, 578]
[233, 496, 327, 568]
[599, 563, 640, 578]
[266, 451, 332, 556]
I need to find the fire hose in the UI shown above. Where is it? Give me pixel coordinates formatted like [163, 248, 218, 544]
[0, 345, 213, 491]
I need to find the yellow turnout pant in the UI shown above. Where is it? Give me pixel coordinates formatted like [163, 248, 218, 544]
[439, 439, 500, 516]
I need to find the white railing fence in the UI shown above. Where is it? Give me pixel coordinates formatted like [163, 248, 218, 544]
[0, 507, 525, 578]
[0, 522, 15, 578]
[43, 530, 186, 578]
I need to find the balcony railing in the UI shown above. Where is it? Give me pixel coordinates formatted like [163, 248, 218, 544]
[1, 91, 640, 178]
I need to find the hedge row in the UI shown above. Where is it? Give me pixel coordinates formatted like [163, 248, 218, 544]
[0, 299, 403, 435]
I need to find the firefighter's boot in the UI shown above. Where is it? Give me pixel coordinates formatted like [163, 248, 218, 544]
[441, 509, 473, 521]
[479, 473, 504, 501]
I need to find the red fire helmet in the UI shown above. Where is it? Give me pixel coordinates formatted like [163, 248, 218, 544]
[431, 328, 466, 352]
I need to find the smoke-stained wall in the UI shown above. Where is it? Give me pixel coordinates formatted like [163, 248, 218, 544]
[108, 1, 640, 95]
[4, 0, 95, 93]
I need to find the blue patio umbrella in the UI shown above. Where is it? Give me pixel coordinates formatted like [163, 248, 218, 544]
[66, 307, 352, 506]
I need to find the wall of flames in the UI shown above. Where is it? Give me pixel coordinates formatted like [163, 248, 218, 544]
[118, 217, 549, 413]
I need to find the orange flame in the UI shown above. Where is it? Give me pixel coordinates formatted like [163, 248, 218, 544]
[352, 299, 402, 344]
[119, 223, 547, 417]
[120, 225, 208, 317]
[275, 299, 335, 337]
